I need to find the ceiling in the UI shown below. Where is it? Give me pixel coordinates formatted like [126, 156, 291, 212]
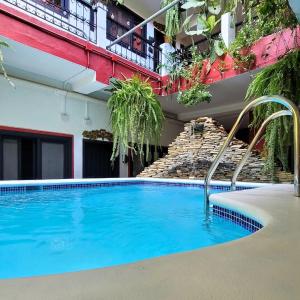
[1, 36, 106, 95]
[124, 0, 162, 19]
[158, 70, 258, 129]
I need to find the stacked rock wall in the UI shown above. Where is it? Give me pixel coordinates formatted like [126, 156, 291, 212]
[138, 117, 293, 183]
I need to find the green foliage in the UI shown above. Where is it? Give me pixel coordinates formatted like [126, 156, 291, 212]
[0, 40, 14, 87]
[159, 0, 299, 175]
[230, 0, 298, 56]
[107, 75, 164, 162]
[100, 0, 124, 4]
[246, 50, 300, 178]
[158, 46, 212, 106]
[177, 82, 212, 106]
[161, 0, 181, 38]
[182, 2, 220, 36]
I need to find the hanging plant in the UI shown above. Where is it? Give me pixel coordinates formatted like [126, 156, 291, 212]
[161, 0, 181, 39]
[246, 50, 300, 179]
[107, 75, 164, 162]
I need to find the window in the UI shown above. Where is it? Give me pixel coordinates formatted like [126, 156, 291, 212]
[107, 4, 147, 56]
[0, 131, 72, 180]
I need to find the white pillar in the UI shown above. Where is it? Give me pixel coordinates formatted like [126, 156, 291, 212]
[96, 3, 108, 48]
[221, 12, 235, 48]
[147, 21, 155, 71]
[159, 43, 175, 76]
[73, 136, 83, 179]
[119, 150, 129, 178]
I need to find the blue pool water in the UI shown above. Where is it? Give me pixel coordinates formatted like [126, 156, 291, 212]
[0, 184, 250, 279]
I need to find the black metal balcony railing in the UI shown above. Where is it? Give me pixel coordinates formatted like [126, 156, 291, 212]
[107, 17, 162, 74]
[4, 0, 97, 43]
[3, 0, 162, 73]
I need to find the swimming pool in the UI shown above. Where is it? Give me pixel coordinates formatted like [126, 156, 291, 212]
[0, 181, 261, 279]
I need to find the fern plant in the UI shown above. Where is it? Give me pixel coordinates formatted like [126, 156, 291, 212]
[246, 50, 300, 179]
[107, 75, 164, 162]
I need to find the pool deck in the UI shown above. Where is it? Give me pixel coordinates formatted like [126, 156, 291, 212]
[0, 182, 299, 299]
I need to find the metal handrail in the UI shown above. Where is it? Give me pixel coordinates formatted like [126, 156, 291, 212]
[231, 110, 292, 191]
[204, 95, 300, 212]
[106, 0, 181, 50]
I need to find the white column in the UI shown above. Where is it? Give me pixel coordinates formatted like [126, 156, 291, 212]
[221, 12, 235, 48]
[159, 43, 175, 76]
[73, 136, 83, 179]
[147, 21, 155, 71]
[96, 3, 108, 48]
[119, 154, 129, 178]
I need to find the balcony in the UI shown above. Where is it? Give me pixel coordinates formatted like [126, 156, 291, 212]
[1, 0, 162, 73]
[106, 16, 162, 73]
[3, 0, 97, 43]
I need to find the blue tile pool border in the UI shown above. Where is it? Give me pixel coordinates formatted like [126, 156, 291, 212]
[0, 180, 262, 233]
[212, 205, 263, 233]
[0, 180, 255, 194]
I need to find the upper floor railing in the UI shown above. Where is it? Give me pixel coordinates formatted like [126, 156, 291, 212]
[4, 0, 97, 43]
[107, 16, 162, 73]
[2, 0, 163, 73]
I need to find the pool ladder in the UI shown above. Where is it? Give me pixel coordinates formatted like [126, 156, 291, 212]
[204, 95, 300, 211]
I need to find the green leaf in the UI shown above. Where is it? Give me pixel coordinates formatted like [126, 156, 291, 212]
[214, 39, 224, 56]
[181, 0, 205, 10]
[196, 14, 209, 32]
[209, 50, 217, 65]
[208, 4, 221, 15]
[0, 41, 9, 48]
[182, 14, 193, 30]
[206, 15, 219, 32]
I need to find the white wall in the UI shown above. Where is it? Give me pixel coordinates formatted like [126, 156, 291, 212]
[0, 76, 184, 178]
[0, 76, 110, 179]
[161, 118, 184, 146]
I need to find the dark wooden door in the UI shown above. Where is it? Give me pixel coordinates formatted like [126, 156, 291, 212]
[83, 140, 119, 178]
